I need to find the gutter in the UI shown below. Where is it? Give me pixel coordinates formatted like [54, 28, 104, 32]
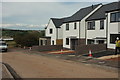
[79, 21, 81, 45]
[85, 21, 87, 45]
[106, 13, 108, 50]
[56, 28, 58, 39]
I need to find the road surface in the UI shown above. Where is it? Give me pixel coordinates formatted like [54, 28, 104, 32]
[1, 48, 118, 78]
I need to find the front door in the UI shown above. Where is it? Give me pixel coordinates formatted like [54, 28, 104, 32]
[40, 40, 43, 45]
[71, 39, 78, 50]
[52, 40, 54, 45]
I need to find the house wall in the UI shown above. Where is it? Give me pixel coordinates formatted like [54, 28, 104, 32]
[45, 19, 57, 45]
[45, 19, 63, 45]
[80, 20, 86, 39]
[63, 22, 80, 49]
[107, 11, 120, 49]
[86, 20, 106, 44]
[58, 25, 63, 39]
[81, 4, 102, 40]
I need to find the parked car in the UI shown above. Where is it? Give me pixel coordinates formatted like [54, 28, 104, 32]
[0, 40, 8, 52]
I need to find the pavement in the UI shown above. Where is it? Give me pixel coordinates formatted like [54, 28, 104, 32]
[83, 50, 120, 58]
[0, 62, 14, 80]
[97, 54, 120, 60]
[2, 63, 13, 79]
[1, 62, 22, 80]
[33, 49, 120, 69]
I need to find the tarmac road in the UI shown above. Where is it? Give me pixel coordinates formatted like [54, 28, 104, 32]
[0, 48, 119, 78]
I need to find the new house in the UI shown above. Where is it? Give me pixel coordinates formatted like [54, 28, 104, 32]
[44, 18, 64, 45]
[85, 2, 118, 45]
[43, 1, 119, 51]
[106, 2, 120, 49]
[62, 4, 102, 50]
[86, 2, 120, 49]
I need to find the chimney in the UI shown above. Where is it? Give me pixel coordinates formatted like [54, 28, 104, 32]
[92, 5, 94, 9]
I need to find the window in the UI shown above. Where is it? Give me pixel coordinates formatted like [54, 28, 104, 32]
[50, 29, 53, 34]
[66, 23, 69, 30]
[100, 20, 104, 29]
[97, 40, 105, 44]
[66, 38, 69, 45]
[87, 39, 94, 44]
[116, 12, 120, 21]
[87, 21, 95, 30]
[110, 34, 120, 44]
[110, 12, 120, 22]
[74, 22, 77, 29]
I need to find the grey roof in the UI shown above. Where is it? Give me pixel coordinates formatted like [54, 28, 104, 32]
[51, 18, 64, 28]
[45, 18, 65, 29]
[63, 4, 101, 23]
[86, 2, 120, 21]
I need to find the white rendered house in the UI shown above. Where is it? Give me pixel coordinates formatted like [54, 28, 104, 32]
[85, 2, 119, 45]
[62, 4, 102, 50]
[43, 1, 119, 51]
[106, 2, 120, 49]
[45, 18, 64, 45]
[86, 2, 120, 49]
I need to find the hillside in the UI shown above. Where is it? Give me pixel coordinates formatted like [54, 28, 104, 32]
[0, 28, 45, 47]
[1, 28, 45, 38]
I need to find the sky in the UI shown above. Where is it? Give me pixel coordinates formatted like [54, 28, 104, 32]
[0, 0, 118, 30]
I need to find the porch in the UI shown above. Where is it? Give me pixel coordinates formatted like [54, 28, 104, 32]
[39, 37, 51, 46]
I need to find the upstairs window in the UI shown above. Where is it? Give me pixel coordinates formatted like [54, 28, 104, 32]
[100, 20, 104, 29]
[50, 29, 53, 34]
[74, 22, 77, 29]
[66, 23, 69, 30]
[87, 21, 95, 30]
[110, 12, 120, 22]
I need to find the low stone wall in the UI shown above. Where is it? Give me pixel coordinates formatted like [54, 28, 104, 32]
[32, 45, 63, 52]
[75, 44, 107, 55]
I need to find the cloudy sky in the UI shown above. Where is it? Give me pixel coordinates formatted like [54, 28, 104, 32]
[0, 0, 118, 30]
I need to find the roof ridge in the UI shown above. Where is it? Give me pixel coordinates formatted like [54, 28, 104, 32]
[86, 2, 119, 21]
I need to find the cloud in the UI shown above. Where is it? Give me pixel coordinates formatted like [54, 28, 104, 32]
[1, 23, 43, 30]
[2, 0, 118, 2]
[41, 24, 48, 27]
[3, 2, 92, 29]
[2, 2, 114, 30]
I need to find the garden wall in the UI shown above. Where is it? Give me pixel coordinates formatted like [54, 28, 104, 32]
[75, 44, 107, 55]
[32, 45, 63, 52]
